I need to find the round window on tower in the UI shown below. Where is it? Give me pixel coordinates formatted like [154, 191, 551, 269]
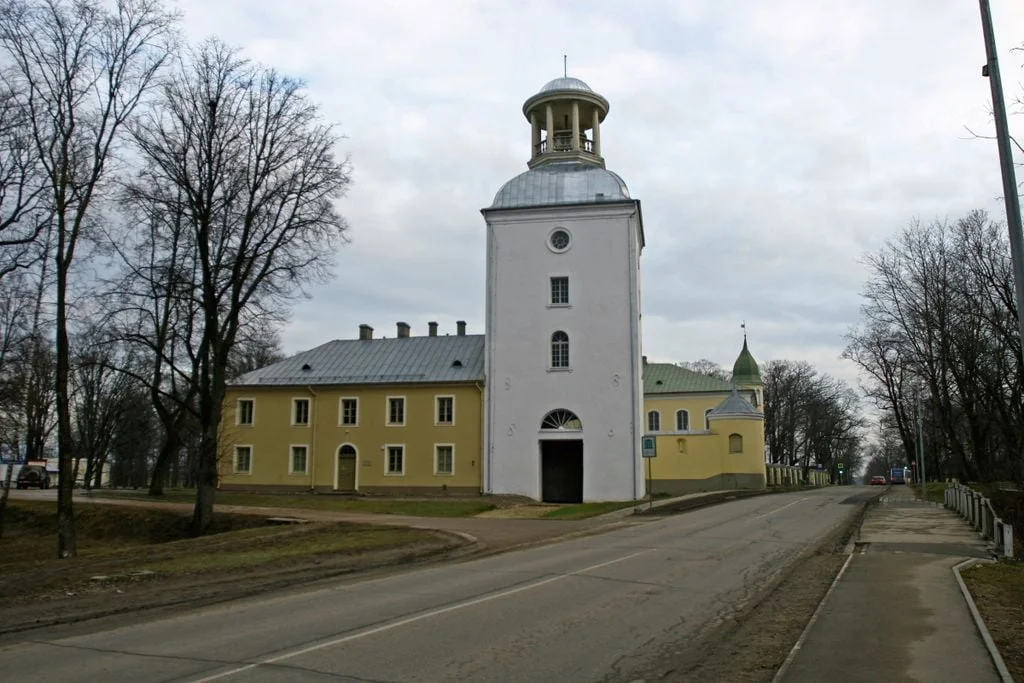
[548, 228, 572, 253]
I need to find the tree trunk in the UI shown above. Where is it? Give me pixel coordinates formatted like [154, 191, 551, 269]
[149, 430, 180, 496]
[0, 459, 14, 539]
[55, 251, 76, 559]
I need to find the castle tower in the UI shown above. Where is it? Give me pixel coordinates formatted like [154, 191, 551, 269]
[481, 76, 645, 502]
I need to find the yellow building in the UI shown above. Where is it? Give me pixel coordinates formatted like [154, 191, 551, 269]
[641, 340, 767, 495]
[220, 322, 485, 494]
[219, 324, 770, 498]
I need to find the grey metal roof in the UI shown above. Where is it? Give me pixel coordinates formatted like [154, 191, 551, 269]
[490, 161, 630, 209]
[540, 77, 594, 93]
[231, 335, 485, 387]
[708, 389, 762, 419]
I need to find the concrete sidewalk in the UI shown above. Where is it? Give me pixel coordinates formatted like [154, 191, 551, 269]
[779, 486, 1001, 683]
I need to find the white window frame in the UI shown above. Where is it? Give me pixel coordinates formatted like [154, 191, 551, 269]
[675, 409, 690, 432]
[549, 275, 570, 307]
[705, 408, 714, 431]
[386, 396, 406, 426]
[236, 398, 255, 426]
[233, 445, 253, 474]
[435, 395, 455, 426]
[550, 331, 570, 370]
[434, 443, 455, 476]
[339, 396, 359, 426]
[647, 410, 661, 432]
[384, 443, 405, 476]
[292, 397, 311, 426]
[289, 444, 309, 474]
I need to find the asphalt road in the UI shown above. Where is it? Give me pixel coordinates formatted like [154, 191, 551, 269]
[0, 487, 865, 682]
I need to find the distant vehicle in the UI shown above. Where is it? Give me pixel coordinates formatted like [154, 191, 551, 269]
[870, 475, 887, 486]
[889, 467, 908, 485]
[16, 465, 51, 489]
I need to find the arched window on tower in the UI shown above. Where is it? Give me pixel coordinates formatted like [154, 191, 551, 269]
[540, 409, 582, 431]
[676, 409, 690, 431]
[551, 331, 569, 368]
[729, 433, 743, 454]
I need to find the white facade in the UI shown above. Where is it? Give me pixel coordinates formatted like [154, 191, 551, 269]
[482, 202, 645, 501]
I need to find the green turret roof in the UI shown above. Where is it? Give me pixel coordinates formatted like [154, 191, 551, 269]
[731, 338, 761, 385]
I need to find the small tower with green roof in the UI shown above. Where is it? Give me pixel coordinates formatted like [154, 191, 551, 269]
[731, 332, 763, 411]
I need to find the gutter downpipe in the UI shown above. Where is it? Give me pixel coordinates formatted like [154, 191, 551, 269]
[475, 381, 485, 494]
[307, 385, 318, 491]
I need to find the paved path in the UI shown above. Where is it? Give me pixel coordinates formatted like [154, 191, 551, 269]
[780, 485, 999, 683]
[0, 487, 861, 682]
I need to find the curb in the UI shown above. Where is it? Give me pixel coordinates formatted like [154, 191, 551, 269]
[770, 552, 854, 683]
[953, 558, 1015, 683]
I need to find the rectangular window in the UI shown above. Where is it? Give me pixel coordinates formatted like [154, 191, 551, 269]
[340, 397, 359, 426]
[290, 445, 308, 474]
[387, 397, 406, 426]
[293, 398, 310, 426]
[234, 446, 252, 474]
[386, 445, 405, 475]
[435, 444, 454, 475]
[436, 396, 454, 425]
[550, 276, 569, 305]
[236, 399, 254, 426]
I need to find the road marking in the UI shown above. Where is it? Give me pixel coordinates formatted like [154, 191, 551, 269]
[751, 497, 811, 521]
[191, 548, 654, 682]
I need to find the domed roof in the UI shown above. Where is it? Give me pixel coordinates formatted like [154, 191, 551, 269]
[732, 339, 762, 385]
[539, 77, 594, 94]
[490, 161, 630, 209]
[708, 388, 762, 420]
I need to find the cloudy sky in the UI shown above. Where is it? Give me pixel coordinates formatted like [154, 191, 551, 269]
[175, 0, 1024, 390]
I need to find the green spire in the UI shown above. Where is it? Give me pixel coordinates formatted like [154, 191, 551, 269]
[732, 337, 761, 386]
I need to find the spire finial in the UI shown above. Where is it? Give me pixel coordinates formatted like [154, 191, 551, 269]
[741, 320, 747, 342]
[563, 54, 567, 78]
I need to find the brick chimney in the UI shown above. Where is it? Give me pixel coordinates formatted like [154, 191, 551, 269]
[456, 320, 466, 336]
[358, 324, 373, 341]
[396, 321, 410, 338]
[428, 321, 438, 337]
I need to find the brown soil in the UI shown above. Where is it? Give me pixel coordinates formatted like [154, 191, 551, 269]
[961, 561, 1024, 681]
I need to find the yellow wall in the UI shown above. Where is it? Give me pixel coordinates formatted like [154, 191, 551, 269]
[220, 383, 484, 494]
[643, 394, 766, 494]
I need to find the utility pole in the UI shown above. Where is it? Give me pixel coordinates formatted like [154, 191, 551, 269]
[979, 0, 1024, 351]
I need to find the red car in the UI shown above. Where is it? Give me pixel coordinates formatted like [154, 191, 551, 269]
[870, 475, 887, 485]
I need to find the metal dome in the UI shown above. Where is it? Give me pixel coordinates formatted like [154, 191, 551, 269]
[490, 161, 630, 209]
[539, 77, 594, 94]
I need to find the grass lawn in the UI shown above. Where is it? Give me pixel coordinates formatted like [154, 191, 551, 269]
[0, 500, 453, 602]
[541, 500, 641, 520]
[911, 482, 949, 505]
[89, 489, 497, 518]
[961, 561, 1024, 681]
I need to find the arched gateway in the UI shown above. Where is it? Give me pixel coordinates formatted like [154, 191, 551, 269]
[539, 409, 583, 504]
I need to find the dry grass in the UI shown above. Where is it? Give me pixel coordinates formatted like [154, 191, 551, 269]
[961, 561, 1024, 681]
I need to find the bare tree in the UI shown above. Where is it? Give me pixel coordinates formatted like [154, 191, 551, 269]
[0, 78, 47, 278]
[128, 39, 351, 534]
[845, 211, 1023, 484]
[0, 0, 178, 556]
[227, 319, 285, 380]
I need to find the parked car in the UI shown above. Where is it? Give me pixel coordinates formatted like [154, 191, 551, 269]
[16, 465, 51, 489]
[870, 475, 887, 486]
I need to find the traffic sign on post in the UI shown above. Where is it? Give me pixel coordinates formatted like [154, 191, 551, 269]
[642, 437, 657, 458]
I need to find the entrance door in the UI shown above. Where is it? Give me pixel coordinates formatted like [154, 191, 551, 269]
[541, 440, 583, 503]
[336, 445, 357, 491]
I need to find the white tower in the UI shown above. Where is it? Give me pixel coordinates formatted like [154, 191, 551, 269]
[481, 76, 645, 502]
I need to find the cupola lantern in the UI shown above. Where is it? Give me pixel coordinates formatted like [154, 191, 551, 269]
[522, 76, 609, 169]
